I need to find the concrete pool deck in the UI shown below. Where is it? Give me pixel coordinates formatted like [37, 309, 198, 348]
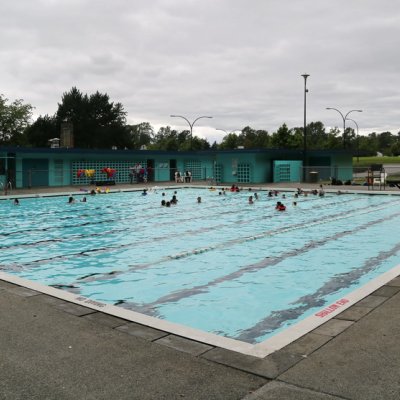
[2, 182, 400, 399]
[2, 275, 400, 399]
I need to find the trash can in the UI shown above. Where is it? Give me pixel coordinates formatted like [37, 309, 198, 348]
[309, 171, 319, 183]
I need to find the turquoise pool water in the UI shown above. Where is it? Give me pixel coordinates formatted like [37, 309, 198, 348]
[1, 188, 400, 344]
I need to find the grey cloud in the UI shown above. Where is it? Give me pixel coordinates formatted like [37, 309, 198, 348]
[0, 0, 399, 137]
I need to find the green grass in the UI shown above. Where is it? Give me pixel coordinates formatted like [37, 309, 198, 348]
[353, 156, 400, 166]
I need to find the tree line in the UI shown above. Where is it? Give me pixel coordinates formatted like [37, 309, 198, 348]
[1, 87, 400, 156]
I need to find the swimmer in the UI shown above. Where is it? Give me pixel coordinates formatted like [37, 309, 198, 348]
[275, 201, 286, 211]
[171, 195, 178, 204]
[81, 197, 87, 202]
[161, 200, 166, 206]
[248, 196, 254, 204]
[293, 201, 297, 206]
[13, 198, 20, 205]
[142, 189, 148, 196]
[166, 201, 171, 207]
[197, 196, 202, 203]
[68, 196, 75, 204]
[254, 193, 258, 200]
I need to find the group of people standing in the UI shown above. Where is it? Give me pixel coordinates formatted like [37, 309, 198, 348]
[129, 163, 153, 184]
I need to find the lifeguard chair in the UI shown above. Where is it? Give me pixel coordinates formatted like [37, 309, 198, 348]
[367, 164, 386, 190]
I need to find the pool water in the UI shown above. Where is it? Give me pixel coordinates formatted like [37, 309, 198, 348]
[1, 188, 400, 344]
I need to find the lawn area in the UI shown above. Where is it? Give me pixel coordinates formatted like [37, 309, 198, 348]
[353, 156, 400, 167]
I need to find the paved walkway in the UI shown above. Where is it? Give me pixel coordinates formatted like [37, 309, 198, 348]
[2, 180, 396, 196]
[2, 182, 400, 399]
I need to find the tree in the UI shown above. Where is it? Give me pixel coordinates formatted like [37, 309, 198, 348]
[219, 132, 241, 149]
[271, 123, 296, 148]
[0, 94, 33, 145]
[289, 127, 304, 149]
[325, 127, 342, 149]
[127, 122, 154, 149]
[254, 129, 270, 148]
[390, 141, 400, 156]
[377, 131, 394, 155]
[239, 126, 257, 148]
[25, 114, 57, 147]
[189, 136, 211, 151]
[306, 121, 327, 149]
[55, 87, 129, 149]
[151, 126, 179, 150]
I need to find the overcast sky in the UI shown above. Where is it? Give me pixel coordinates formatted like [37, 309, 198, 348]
[1, 0, 399, 143]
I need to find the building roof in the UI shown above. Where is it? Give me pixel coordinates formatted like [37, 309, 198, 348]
[0, 146, 353, 157]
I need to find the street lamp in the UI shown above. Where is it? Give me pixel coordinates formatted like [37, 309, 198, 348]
[170, 115, 213, 150]
[347, 118, 360, 162]
[301, 74, 309, 182]
[326, 108, 362, 148]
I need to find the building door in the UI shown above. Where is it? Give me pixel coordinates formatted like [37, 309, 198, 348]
[146, 159, 154, 182]
[169, 159, 177, 181]
[6, 153, 16, 188]
[22, 159, 49, 188]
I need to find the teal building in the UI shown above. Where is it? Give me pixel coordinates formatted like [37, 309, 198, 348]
[0, 146, 353, 189]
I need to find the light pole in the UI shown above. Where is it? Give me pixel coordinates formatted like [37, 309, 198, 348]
[170, 115, 213, 150]
[301, 74, 309, 182]
[347, 118, 360, 162]
[326, 108, 362, 148]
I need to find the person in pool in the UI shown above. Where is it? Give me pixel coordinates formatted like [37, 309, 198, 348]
[171, 195, 178, 204]
[275, 201, 286, 211]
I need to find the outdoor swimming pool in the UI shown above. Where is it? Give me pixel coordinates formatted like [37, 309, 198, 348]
[1, 187, 400, 354]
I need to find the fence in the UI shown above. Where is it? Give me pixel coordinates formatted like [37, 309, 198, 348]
[299, 165, 400, 186]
